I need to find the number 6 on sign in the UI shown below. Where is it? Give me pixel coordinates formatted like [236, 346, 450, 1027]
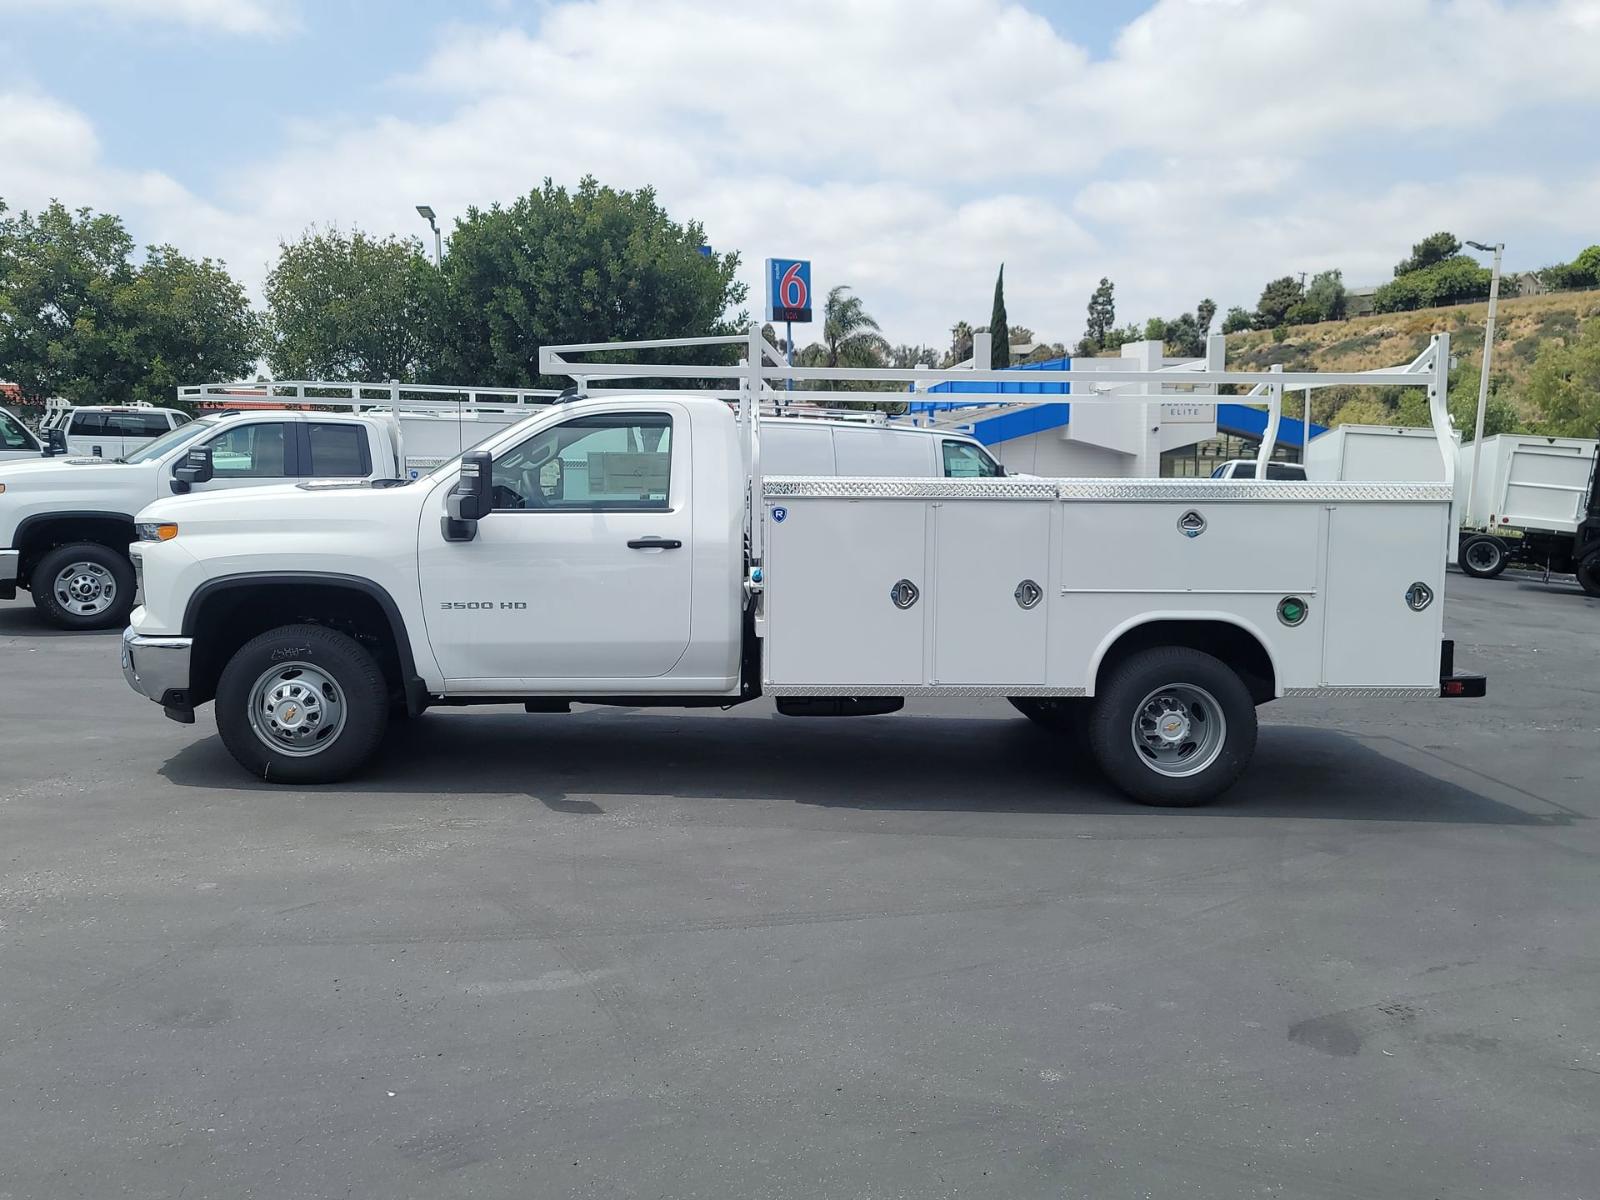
[765, 258, 813, 324]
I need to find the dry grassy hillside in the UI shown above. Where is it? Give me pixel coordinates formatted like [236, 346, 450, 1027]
[1223, 289, 1600, 426]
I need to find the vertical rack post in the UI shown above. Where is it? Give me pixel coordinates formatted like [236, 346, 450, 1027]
[1254, 364, 1285, 476]
[746, 322, 765, 573]
[1427, 333, 1454, 487]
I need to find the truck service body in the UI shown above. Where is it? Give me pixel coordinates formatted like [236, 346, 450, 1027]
[122, 329, 1485, 806]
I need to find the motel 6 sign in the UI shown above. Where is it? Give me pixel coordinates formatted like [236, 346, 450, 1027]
[765, 258, 813, 324]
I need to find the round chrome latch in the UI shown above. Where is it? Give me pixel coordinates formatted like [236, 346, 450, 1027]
[890, 579, 920, 609]
[1014, 579, 1043, 609]
[1277, 596, 1309, 627]
[1177, 510, 1206, 538]
[1405, 581, 1434, 611]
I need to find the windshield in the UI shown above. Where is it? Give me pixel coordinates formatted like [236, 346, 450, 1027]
[121, 419, 213, 464]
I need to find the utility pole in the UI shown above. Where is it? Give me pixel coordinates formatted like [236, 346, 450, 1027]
[1463, 240, 1504, 525]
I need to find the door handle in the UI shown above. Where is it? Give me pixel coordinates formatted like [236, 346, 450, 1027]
[627, 537, 682, 550]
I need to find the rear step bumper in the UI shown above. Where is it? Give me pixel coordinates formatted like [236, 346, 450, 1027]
[1440, 639, 1487, 698]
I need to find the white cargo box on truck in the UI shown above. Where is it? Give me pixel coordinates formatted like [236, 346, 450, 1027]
[1460, 434, 1597, 535]
[1306, 423, 1467, 558]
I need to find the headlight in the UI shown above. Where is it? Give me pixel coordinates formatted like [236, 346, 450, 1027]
[135, 522, 179, 542]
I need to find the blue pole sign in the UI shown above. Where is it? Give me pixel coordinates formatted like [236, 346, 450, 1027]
[765, 258, 812, 323]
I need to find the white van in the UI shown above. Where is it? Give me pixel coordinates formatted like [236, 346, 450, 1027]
[40, 404, 193, 459]
[0, 406, 43, 461]
[760, 418, 1003, 477]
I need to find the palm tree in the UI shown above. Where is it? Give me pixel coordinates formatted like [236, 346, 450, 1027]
[822, 286, 890, 368]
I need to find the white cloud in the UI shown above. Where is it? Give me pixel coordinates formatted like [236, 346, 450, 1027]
[0, 0, 294, 34]
[5, 0, 1600, 348]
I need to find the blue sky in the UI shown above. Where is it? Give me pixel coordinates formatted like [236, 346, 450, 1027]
[3, 0, 1598, 349]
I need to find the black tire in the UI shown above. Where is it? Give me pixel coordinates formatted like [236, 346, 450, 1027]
[1459, 534, 1507, 579]
[1085, 647, 1257, 807]
[30, 542, 136, 631]
[1578, 551, 1600, 599]
[215, 623, 389, 784]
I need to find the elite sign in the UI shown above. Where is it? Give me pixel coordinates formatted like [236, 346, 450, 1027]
[765, 258, 813, 324]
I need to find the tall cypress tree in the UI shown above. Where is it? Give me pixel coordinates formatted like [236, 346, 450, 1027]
[989, 264, 1011, 369]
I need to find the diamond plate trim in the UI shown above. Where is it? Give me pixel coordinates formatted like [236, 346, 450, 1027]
[1282, 686, 1441, 699]
[1050, 480, 1455, 502]
[763, 476, 1060, 500]
[765, 684, 1089, 698]
[761, 476, 1453, 503]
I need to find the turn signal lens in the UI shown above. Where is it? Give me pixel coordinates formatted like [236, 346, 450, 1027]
[135, 522, 179, 542]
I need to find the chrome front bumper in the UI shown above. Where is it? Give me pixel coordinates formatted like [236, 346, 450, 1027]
[0, 549, 17, 599]
[121, 627, 195, 720]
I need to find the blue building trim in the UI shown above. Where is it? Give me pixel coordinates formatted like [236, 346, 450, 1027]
[911, 354, 1327, 448]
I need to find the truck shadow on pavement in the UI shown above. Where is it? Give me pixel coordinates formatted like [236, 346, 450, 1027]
[158, 708, 1572, 827]
[0, 602, 122, 637]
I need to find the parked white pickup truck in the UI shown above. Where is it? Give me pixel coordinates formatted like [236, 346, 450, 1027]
[1, 410, 409, 629]
[121, 329, 1485, 806]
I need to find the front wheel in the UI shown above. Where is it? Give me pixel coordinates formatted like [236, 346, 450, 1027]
[215, 624, 389, 784]
[1459, 534, 1507, 579]
[31, 542, 136, 631]
[1085, 647, 1257, 806]
[1578, 550, 1600, 599]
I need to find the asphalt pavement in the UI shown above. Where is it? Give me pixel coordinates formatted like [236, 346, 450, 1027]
[1, 572, 1597, 1199]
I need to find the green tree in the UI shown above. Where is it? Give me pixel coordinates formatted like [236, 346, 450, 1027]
[820, 285, 889, 369]
[989, 265, 1010, 369]
[1538, 244, 1600, 290]
[1371, 256, 1492, 313]
[944, 320, 974, 366]
[106, 246, 262, 406]
[435, 176, 746, 387]
[1085, 277, 1115, 349]
[1394, 232, 1461, 277]
[1221, 305, 1254, 334]
[1253, 276, 1304, 329]
[890, 344, 939, 369]
[1195, 297, 1217, 336]
[0, 199, 132, 403]
[0, 199, 258, 405]
[1526, 318, 1600, 436]
[1302, 269, 1346, 322]
[264, 227, 440, 381]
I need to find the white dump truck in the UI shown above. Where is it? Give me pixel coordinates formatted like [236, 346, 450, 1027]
[1454, 434, 1600, 593]
[121, 329, 1485, 806]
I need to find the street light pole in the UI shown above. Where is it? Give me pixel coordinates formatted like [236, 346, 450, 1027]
[1464, 240, 1504, 526]
[415, 204, 442, 268]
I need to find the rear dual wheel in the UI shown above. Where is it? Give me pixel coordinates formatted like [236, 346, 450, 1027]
[1015, 647, 1257, 806]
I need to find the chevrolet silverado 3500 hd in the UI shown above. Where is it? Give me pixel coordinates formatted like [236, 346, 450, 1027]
[121, 329, 1485, 806]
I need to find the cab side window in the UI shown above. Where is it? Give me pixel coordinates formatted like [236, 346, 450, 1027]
[305, 422, 370, 477]
[205, 422, 291, 478]
[0, 410, 35, 450]
[491, 414, 672, 511]
[942, 440, 1001, 478]
[69, 411, 106, 436]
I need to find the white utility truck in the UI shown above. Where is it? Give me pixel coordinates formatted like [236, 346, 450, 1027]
[1454, 434, 1600, 594]
[121, 329, 1486, 806]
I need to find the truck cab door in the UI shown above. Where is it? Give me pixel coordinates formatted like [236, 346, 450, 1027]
[418, 407, 694, 689]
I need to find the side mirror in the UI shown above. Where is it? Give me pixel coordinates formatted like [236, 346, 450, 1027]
[443, 450, 493, 542]
[539, 457, 565, 501]
[172, 445, 215, 494]
[43, 428, 68, 457]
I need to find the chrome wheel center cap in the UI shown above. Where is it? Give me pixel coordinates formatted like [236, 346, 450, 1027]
[1155, 709, 1190, 744]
